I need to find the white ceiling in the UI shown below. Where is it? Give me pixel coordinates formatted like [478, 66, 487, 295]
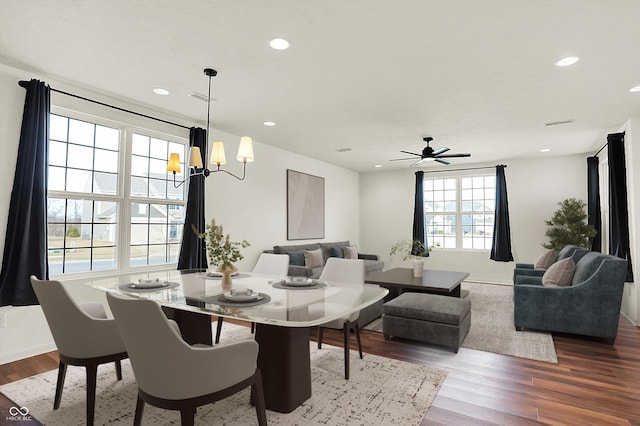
[1, 0, 639, 172]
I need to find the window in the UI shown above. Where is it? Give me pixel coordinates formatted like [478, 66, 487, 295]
[47, 112, 187, 275]
[425, 175, 495, 250]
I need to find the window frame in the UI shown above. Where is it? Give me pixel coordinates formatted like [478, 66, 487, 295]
[424, 173, 496, 251]
[48, 106, 188, 278]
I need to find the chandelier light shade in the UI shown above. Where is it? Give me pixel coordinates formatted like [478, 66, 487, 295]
[166, 153, 181, 173]
[167, 67, 254, 187]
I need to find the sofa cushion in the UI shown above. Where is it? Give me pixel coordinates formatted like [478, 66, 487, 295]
[319, 241, 350, 261]
[542, 257, 575, 287]
[330, 246, 345, 258]
[304, 248, 324, 268]
[534, 249, 558, 269]
[287, 251, 305, 266]
[344, 245, 358, 259]
[274, 243, 321, 254]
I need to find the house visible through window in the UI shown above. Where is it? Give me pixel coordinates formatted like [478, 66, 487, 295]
[47, 112, 187, 275]
[424, 175, 495, 250]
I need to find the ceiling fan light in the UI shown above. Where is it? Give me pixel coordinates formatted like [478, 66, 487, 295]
[555, 56, 580, 67]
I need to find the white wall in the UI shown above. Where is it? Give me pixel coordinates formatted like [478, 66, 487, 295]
[360, 155, 588, 284]
[0, 64, 359, 364]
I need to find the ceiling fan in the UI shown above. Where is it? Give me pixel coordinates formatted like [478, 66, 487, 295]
[390, 137, 471, 166]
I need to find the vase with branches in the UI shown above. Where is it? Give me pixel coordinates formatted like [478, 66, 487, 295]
[389, 239, 430, 277]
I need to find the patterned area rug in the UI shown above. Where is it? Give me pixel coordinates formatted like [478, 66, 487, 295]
[0, 323, 447, 425]
[366, 282, 558, 363]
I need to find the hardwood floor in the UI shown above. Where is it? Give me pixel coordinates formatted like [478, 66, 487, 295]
[2, 316, 639, 425]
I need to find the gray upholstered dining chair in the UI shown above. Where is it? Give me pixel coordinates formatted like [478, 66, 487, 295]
[106, 292, 267, 426]
[316, 257, 365, 379]
[216, 253, 290, 341]
[30, 276, 128, 426]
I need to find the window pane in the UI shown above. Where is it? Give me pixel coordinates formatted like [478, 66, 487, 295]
[131, 176, 148, 197]
[149, 158, 166, 175]
[94, 172, 117, 195]
[66, 169, 93, 192]
[131, 155, 149, 177]
[131, 224, 149, 245]
[149, 224, 167, 243]
[92, 247, 116, 271]
[50, 115, 68, 141]
[68, 119, 94, 146]
[149, 138, 168, 159]
[66, 199, 92, 222]
[67, 144, 93, 170]
[130, 246, 148, 267]
[95, 125, 119, 150]
[132, 134, 149, 156]
[149, 178, 166, 199]
[94, 148, 118, 173]
[48, 166, 66, 191]
[94, 201, 117, 223]
[49, 140, 67, 167]
[168, 243, 181, 262]
[149, 245, 167, 264]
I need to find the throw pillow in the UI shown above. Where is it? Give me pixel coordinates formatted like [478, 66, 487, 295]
[330, 246, 344, 258]
[288, 251, 305, 266]
[534, 249, 558, 269]
[304, 248, 324, 268]
[343, 245, 358, 259]
[542, 257, 576, 287]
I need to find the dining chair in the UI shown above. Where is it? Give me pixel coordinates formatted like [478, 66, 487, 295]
[316, 258, 365, 379]
[106, 292, 267, 426]
[30, 276, 128, 426]
[216, 253, 289, 341]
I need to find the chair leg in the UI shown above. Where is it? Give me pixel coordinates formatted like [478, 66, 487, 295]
[53, 361, 67, 409]
[343, 323, 350, 380]
[354, 321, 363, 359]
[251, 322, 255, 334]
[317, 326, 323, 349]
[85, 364, 98, 426]
[179, 407, 196, 426]
[133, 393, 145, 426]
[215, 317, 224, 344]
[251, 369, 268, 426]
[115, 359, 123, 380]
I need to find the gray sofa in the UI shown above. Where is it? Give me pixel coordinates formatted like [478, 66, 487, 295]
[514, 251, 627, 342]
[265, 241, 384, 326]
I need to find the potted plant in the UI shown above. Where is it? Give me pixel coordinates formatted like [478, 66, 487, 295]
[192, 219, 250, 289]
[543, 198, 596, 251]
[390, 239, 429, 278]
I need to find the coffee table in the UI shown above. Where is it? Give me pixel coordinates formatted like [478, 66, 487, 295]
[365, 267, 469, 298]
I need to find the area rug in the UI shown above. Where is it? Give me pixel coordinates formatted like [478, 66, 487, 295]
[366, 282, 558, 364]
[0, 323, 447, 425]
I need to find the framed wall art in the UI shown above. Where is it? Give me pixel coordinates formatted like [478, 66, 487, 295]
[287, 169, 325, 240]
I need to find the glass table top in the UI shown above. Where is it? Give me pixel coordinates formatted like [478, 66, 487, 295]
[84, 269, 388, 327]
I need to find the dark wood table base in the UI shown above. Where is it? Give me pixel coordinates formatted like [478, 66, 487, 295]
[254, 324, 312, 413]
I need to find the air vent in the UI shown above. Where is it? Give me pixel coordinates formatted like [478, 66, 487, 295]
[188, 92, 217, 102]
[545, 119, 573, 127]
[335, 148, 352, 152]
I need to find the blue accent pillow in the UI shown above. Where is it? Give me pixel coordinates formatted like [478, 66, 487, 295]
[330, 246, 345, 258]
[288, 251, 305, 266]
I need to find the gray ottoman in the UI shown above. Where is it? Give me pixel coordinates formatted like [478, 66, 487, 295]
[382, 292, 471, 352]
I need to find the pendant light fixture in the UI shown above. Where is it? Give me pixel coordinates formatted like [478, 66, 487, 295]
[167, 68, 254, 187]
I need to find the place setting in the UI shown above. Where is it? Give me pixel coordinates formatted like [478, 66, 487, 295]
[118, 278, 180, 293]
[272, 277, 327, 290]
[201, 288, 271, 307]
[201, 270, 251, 280]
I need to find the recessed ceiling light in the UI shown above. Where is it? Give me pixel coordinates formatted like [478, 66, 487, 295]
[540, 148, 551, 153]
[630, 85, 640, 93]
[555, 56, 580, 67]
[153, 88, 170, 95]
[374, 164, 382, 168]
[269, 38, 290, 50]
[263, 121, 276, 126]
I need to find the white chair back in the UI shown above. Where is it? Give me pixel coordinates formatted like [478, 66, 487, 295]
[319, 257, 365, 284]
[252, 253, 289, 277]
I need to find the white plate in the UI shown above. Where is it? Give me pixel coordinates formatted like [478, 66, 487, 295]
[130, 280, 169, 289]
[223, 289, 259, 302]
[207, 270, 240, 277]
[284, 278, 317, 287]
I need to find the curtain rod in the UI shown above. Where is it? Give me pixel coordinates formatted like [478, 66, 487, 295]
[592, 131, 626, 157]
[423, 165, 506, 173]
[18, 80, 192, 130]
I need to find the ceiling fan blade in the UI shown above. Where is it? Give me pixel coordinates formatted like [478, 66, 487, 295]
[435, 158, 451, 165]
[432, 147, 450, 156]
[389, 157, 421, 161]
[410, 158, 427, 167]
[437, 153, 471, 158]
[400, 150, 422, 156]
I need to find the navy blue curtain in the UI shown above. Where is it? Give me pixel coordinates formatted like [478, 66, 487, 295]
[490, 165, 513, 261]
[607, 132, 633, 281]
[177, 127, 208, 270]
[587, 156, 602, 252]
[412, 171, 428, 256]
[0, 80, 50, 306]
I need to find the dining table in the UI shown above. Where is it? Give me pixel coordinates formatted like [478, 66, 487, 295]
[83, 269, 388, 413]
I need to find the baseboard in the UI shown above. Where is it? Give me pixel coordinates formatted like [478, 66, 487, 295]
[620, 311, 638, 327]
[0, 343, 56, 366]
